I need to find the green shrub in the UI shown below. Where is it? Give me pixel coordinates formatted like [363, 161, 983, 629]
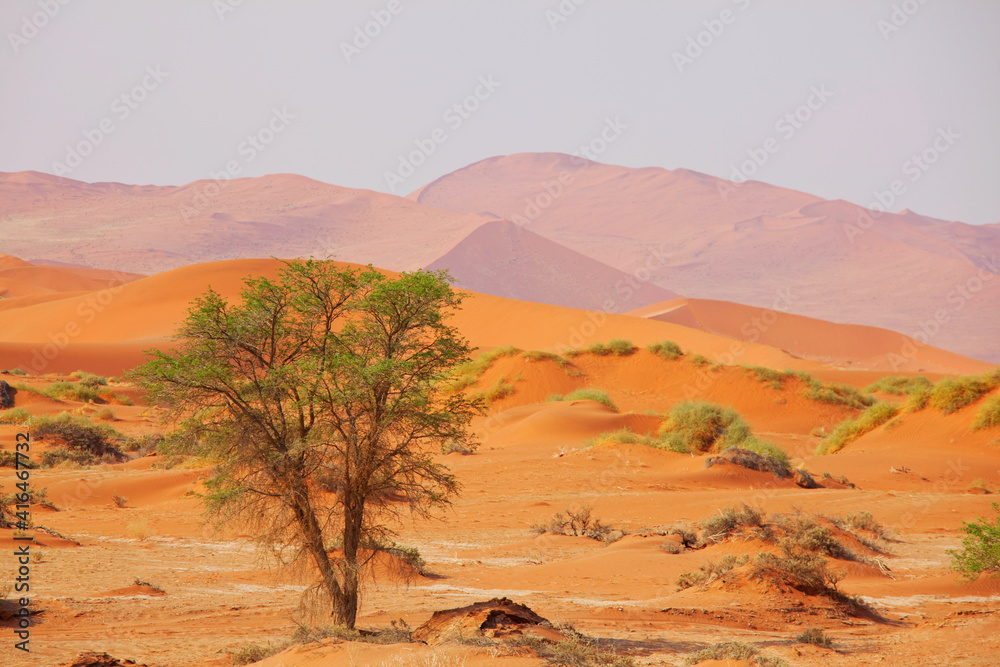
[949, 502, 1000, 581]
[689, 354, 710, 367]
[647, 340, 683, 360]
[660, 402, 753, 453]
[474, 375, 515, 405]
[33, 413, 129, 466]
[738, 438, 790, 465]
[2, 369, 27, 376]
[0, 407, 31, 424]
[750, 541, 842, 595]
[743, 366, 791, 390]
[548, 388, 617, 411]
[605, 339, 637, 356]
[816, 402, 899, 455]
[864, 375, 932, 396]
[972, 395, 1000, 430]
[905, 385, 932, 412]
[439, 346, 521, 392]
[930, 375, 997, 414]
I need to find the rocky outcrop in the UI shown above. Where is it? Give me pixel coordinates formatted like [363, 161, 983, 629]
[412, 597, 563, 644]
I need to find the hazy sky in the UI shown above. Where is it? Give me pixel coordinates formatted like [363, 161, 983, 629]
[2, 0, 998, 224]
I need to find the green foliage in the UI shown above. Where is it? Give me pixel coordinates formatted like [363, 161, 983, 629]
[229, 642, 288, 665]
[127, 260, 480, 629]
[568, 339, 637, 357]
[0, 407, 31, 424]
[2, 369, 27, 376]
[689, 354, 710, 367]
[816, 402, 899, 455]
[32, 413, 129, 466]
[949, 502, 1000, 581]
[43, 381, 101, 403]
[737, 438, 790, 466]
[864, 375, 932, 396]
[439, 346, 521, 393]
[660, 402, 753, 453]
[972, 395, 1000, 430]
[929, 373, 999, 414]
[750, 540, 843, 595]
[647, 340, 683, 360]
[474, 375, 515, 405]
[548, 388, 617, 411]
[743, 366, 790, 390]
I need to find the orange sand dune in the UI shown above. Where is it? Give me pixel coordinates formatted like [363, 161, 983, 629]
[0, 257, 840, 376]
[630, 297, 991, 375]
[409, 152, 1000, 363]
[426, 219, 679, 313]
[0, 254, 143, 299]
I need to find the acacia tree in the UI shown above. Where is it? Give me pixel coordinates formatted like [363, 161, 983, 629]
[128, 260, 480, 628]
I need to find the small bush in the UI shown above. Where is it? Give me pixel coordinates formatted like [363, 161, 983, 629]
[675, 553, 749, 591]
[128, 520, 152, 541]
[949, 503, 1000, 580]
[684, 642, 786, 667]
[797, 627, 832, 648]
[660, 402, 753, 453]
[230, 643, 287, 665]
[864, 375, 932, 396]
[534, 506, 621, 543]
[787, 371, 873, 410]
[42, 381, 102, 403]
[973, 395, 1000, 430]
[474, 375, 514, 405]
[439, 346, 521, 392]
[112, 491, 129, 508]
[133, 577, 165, 593]
[750, 541, 842, 595]
[605, 338, 637, 356]
[700, 503, 765, 542]
[0, 407, 31, 425]
[95, 407, 116, 421]
[743, 366, 790, 390]
[816, 402, 898, 455]
[647, 340, 683, 360]
[70, 371, 109, 388]
[930, 374, 997, 414]
[2, 369, 27, 376]
[689, 354, 710, 367]
[548, 388, 617, 411]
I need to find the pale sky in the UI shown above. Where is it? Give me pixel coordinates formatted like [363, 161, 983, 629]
[2, 0, 998, 224]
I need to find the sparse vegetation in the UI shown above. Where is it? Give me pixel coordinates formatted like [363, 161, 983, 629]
[474, 375, 515, 405]
[684, 642, 786, 667]
[689, 354, 710, 367]
[865, 375, 933, 396]
[973, 395, 1000, 430]
[532, 506, 622, 543]
[0, 407, 30, 424]
[791, 371, 873, 410]
[743, 366, 790, 390]
[32, 413, 129, 466]
[675, 553, 749, 591]
[547, 388, 617, 411]
[700, 503, 765, 542]
[567, 339, 637, 357]
[439, 345, 521, 393]
[229, 642, 287, 665]
[133, 577, 165, 593]
[2, 369, 27, 376]
[95, 406, 116, 421]
[949, 503, 1000, 580]
[112, 491, 129, 508]
[647, 339, 683, 360]
[70, 371, 109, 387]
[816, 402, 899, 455]
[127, 519, 152, 541]
[659, 402, 753, 453]
[929, 373, 1000, 414]
[797, 627, 833, 648]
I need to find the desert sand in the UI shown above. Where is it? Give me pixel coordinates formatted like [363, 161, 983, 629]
[1, 256, 998, 667]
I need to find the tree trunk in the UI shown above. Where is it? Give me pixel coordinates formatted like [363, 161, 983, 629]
[339, 496, 364, 629]
[287, 474, 345, 620]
